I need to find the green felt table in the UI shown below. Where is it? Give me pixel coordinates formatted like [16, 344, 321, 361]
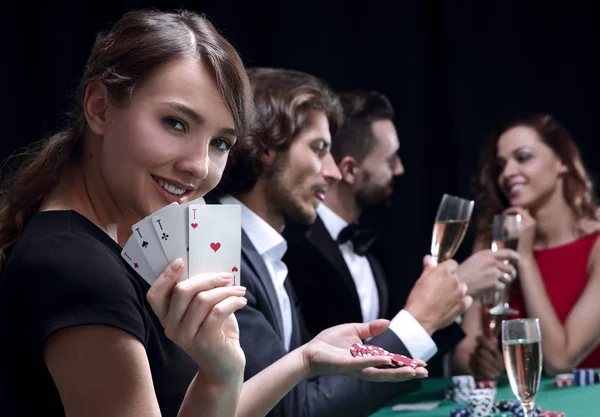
[372, 375, 599, 416]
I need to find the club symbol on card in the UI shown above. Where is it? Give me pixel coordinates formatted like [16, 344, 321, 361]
[232, 266, 238, 272]
[210, 242, 221, 252]
[191, 223, 198, 229]
[142, 241, 149, 248]
[161, 233, 169, 241]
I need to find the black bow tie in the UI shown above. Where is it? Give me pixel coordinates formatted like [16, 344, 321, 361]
[336, 223, 379, 256]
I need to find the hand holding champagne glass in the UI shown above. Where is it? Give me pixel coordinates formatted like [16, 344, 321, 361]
[430, 194, 474, 264]
[502, 318, 542, 417]
[490, 213, 521, 314]
[481, 213, 522, 337]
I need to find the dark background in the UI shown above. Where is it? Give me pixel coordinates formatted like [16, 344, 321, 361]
[4, 0, 599, 313]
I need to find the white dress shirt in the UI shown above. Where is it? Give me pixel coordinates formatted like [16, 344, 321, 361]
[317, 204, 438, 361]
[220, 195, 293, 351]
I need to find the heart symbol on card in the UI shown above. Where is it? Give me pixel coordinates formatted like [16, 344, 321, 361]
[232, 266, 238, 272]
[191, 223, 198, 229]
[210, 242, 221, 252]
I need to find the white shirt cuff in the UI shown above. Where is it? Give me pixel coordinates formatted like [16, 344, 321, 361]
[389, 309, 438, 362]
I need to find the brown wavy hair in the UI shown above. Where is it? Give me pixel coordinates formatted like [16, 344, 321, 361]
[213, 67, 343, 196]
[0, 9, 253, 272]
[475, 112, 599, 244]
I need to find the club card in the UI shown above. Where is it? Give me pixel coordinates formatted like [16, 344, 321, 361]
[121, 234, 155, 285]
[188, 204, 241, 284]
[152, 197, 205, 280]
[131, 202, 178, 278]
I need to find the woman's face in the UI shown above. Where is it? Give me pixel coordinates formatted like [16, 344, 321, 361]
[91, 58, 236, 219]
[496, 125, 567, 209]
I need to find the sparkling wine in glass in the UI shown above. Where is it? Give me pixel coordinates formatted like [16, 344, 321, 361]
[480, 289, 506, 338]
[489, 213, 521, 316]
[502, 318, 543, 417]
[430, 194, 474, 263]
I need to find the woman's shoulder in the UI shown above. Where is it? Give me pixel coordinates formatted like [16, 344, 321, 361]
[10, 211, 119, 266]
[579, 220, 600, 275]
[3, 211, 143, 295]
[580, 219, 600, 236]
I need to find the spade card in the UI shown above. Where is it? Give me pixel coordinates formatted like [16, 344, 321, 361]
[131, 202, 178, 278]
[121, 234, 155, 285]
[152, 197, 205, 280]
[188, 204, 241, 284]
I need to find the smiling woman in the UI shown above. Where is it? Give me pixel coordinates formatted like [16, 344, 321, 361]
[0, 9, 253, 417]
[0, 9, 430, 417]
[454, 113, 600, 379]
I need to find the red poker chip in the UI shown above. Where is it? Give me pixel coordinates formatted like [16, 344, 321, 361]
[475, 380, 497, 389]
[539, 412, 565, 417]
[391, 353, 418, 368]
[553, 378, 574, 388]
[350, 343, 418, 369]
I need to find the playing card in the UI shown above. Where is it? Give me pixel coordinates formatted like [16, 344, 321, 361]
[152, 197, 205, 280]
[131, 202, 178, 278]
[188, 204, 241, 284]
[121, 234, 155, 285]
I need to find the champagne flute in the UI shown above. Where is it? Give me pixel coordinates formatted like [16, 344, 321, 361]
[489, 213, 521, 316]
[480, 289, 505, 338]
[430, 194, 474, 264]
[502, 318, 543, 417]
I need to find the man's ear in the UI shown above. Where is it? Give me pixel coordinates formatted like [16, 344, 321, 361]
[338, 156, 359, 185]
[83, 80, 110, 136]
[259, 147, 278, 167]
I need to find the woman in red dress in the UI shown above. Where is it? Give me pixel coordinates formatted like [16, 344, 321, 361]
[454, 113, 600, 376]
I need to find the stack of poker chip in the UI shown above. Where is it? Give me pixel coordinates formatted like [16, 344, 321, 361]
[553, 368, 600, 388]
[539, 412, 566, 417]
[449, 408, 469, 417]
[509, 402, 542, 417]
[451, 375, 476, 403]
[475, 380, 497, 389]
[491, 399, 517, 413]
[467, 388, 496, 416]
[573, 368, 595, 386]
[553, 373, 575, 388]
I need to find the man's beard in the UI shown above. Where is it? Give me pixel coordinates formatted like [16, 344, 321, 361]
[263, 153, 317, 227]
[356, 172, 394, 209]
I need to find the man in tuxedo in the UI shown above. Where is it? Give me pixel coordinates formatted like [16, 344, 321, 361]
[283, 90, 518, 376]
[211, 69, 472, 417]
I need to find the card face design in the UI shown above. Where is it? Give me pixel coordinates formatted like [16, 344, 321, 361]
[121, 235, 155, 285]
[121, 200, 243, 286]
[130, 202, 177, 278]
[152, 198, 205, 280]
[188, 204, 241, 284]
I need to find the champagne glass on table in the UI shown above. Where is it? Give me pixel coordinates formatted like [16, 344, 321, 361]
[430, 194, 474, 264]
[502, 318, 542, 417]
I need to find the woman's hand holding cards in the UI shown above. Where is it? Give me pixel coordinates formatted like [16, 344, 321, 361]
[146, 258, 248, 385]
[300, 319, 428, 382]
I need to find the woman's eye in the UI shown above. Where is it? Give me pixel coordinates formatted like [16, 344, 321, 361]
[516, 153, 532, 163]
[164, 117, 187, 133]
[212, 138, 232, 152]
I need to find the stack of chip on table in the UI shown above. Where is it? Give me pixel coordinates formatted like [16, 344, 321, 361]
[450, 401, 565, 416]
[467, 388, 496, 416]
[553, 373, 575, 388]
[451, 375, 476, 403]
[449, 383, 497, 416]
[508, 402, 543, 416]
[553, 368, 600, 388]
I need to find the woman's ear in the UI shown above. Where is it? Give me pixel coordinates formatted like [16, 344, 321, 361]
[83, 81, 110, 136]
